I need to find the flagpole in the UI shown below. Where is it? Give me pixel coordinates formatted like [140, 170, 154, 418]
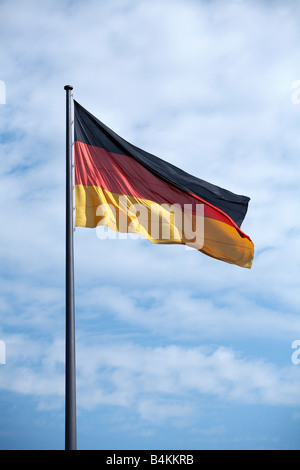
[64, 85, 77, 451]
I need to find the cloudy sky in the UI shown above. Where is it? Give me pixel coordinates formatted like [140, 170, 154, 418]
[1, 0, 300, 450]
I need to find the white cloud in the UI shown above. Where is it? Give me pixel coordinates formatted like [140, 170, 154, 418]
[2, 336, 299, 426]
[74, 283, 300, 343]
[75, 341, 300, 411]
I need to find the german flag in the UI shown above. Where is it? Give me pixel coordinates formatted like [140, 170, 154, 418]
[74, 101, 254, 268]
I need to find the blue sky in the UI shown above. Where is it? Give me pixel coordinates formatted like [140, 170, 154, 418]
[1, 0, 300, 450]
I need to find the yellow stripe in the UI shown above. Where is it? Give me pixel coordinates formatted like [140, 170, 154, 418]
[201, 217, 253, 268]
[75, 184, 254, 268]
[75, 184, 204, 246]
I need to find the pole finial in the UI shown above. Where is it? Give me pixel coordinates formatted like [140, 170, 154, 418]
[64, 85, 73, 90]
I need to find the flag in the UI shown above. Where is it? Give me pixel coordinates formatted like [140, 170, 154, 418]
[74, 100, 254, 268]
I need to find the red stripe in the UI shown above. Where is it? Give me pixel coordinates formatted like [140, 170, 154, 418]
[74, 141, 250, 239]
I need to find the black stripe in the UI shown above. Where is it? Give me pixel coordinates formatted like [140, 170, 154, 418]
[74, 100, 250, 227]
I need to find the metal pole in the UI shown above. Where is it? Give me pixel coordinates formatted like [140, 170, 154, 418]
[64, 85, 76, 450]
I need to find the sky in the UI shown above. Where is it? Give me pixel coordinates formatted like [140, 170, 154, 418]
[1, 0, 300, 450]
